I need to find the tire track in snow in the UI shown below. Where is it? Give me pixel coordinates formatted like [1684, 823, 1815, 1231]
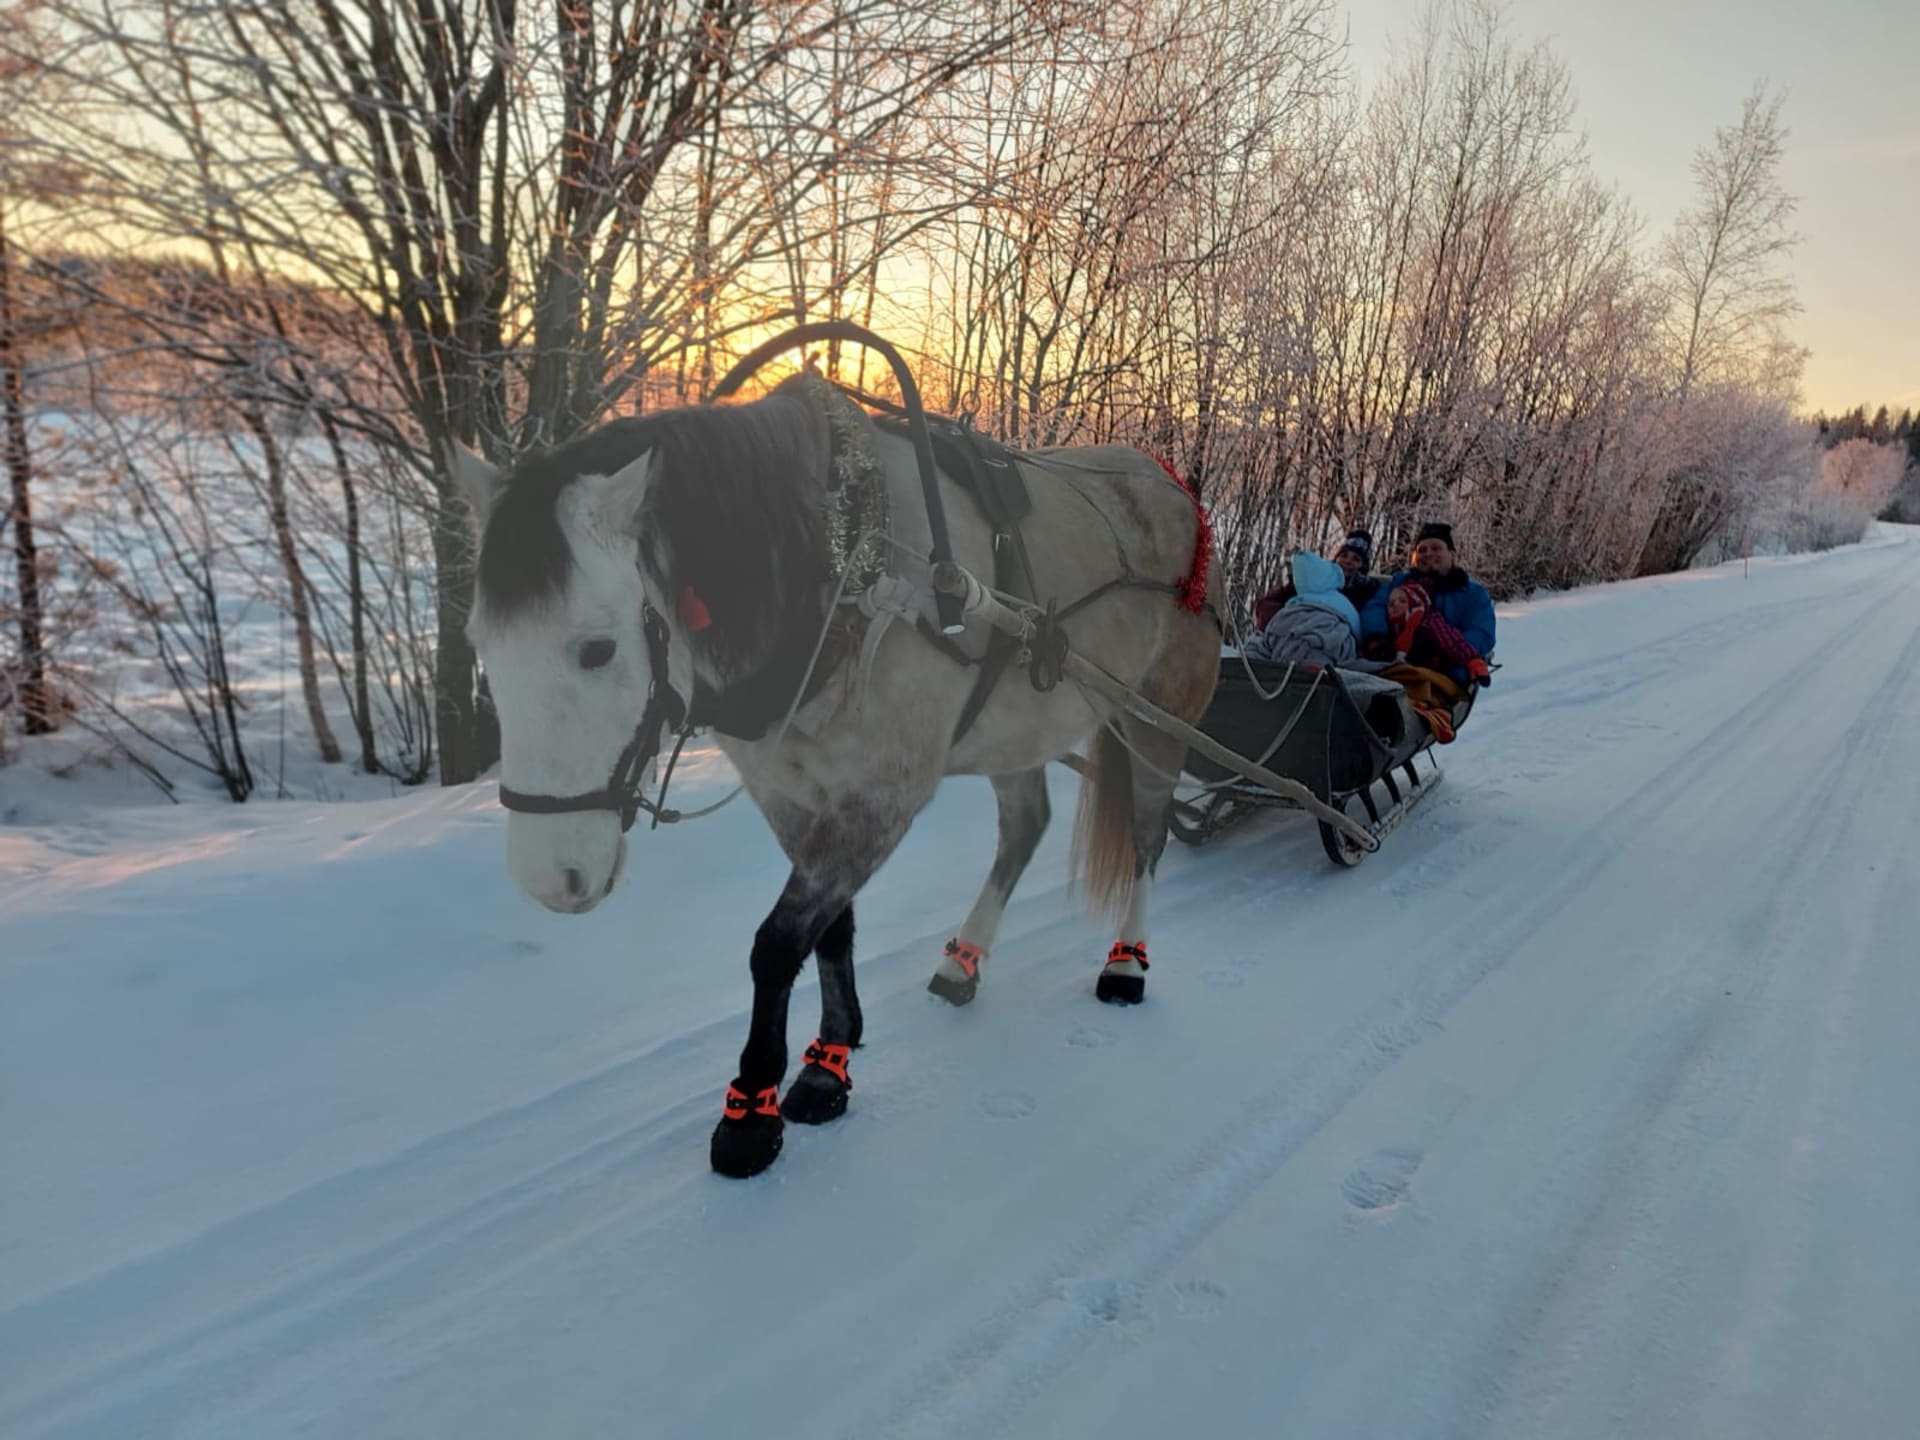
[857, 570, 1916, 1440]
[1460, 596, 1920, 1438]
[1480, 542, 1905, 711]
[0, 1080, 722, 1438]
[1002, 589, 1920, 1440]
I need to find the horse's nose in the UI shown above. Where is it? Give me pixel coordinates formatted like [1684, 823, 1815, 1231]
[562, 866, 587, 900]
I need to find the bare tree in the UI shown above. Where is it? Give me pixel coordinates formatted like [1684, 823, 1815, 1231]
[1819, 437, 1906, 515]
[56, 397, 258, 802]
[0, 198, 49, 735]
[1662, 83, 1801, 399]
[0, 1, 64, 737]
[1636, 86, 1801, 576]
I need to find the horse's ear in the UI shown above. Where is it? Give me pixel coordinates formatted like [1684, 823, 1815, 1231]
[449, 440, 503, 528]
[594, 448, 656, 537]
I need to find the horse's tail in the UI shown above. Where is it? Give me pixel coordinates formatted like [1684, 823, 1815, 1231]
[1070, 722, 1138, 923]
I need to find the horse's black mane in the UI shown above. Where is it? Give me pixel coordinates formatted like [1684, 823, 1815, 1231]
[476, 384, 834, 681]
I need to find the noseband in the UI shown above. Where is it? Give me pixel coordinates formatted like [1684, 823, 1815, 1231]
[497, 605, 689, 833]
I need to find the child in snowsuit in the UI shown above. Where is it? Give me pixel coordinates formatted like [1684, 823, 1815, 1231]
[1243, 552, 1362, 666]
[1251, 530, 1379, 631]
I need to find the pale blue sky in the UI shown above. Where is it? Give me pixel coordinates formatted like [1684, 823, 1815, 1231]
[1341, 0, 1920, 413]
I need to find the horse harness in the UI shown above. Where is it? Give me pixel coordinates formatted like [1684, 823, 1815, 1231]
[866, 405, 1220, 745]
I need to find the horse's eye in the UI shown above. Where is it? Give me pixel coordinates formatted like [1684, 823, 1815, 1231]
[579, 638, 616, 670]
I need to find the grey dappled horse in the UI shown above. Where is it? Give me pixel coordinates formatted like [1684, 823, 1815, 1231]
[460, 376, 1221, 1177]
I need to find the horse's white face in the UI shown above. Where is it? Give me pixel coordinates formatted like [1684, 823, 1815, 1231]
[463, 451, 668, 914]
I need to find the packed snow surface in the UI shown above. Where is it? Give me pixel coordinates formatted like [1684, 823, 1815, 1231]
[5, 529, 1918, 1439]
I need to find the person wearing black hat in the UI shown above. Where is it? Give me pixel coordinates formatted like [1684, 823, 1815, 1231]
[1250, 528, 1380, 631]
[1358, 521, 1496, 738]
[1331, 530, 1381, 607]
[1361, 521, 1494, 666]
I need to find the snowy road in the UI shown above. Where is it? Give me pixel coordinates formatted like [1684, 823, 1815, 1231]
[5, 530, 1918, 1439]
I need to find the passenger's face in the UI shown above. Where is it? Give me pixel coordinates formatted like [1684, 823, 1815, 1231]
[1334, 549, 1362, 580]
[1412, 539, 1454, 577]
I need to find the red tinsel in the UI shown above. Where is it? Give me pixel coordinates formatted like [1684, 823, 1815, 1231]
[1151, 454, 1213, 614]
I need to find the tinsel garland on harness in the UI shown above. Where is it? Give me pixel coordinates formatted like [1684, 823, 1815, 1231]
[1151, 454, 1214, 615]
[789, 372, 890, 592]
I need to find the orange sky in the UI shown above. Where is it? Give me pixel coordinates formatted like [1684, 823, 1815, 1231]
[1345, 0, 1920, 416]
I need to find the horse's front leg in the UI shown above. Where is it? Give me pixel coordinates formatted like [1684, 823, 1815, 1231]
[710, 872, 844, 1179]
[709, 779, 927, 1178]
[779, 903, 860, 1125]
[928, 767, 1051, 1006]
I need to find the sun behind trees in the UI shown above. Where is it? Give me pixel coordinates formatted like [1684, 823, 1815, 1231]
[0, 0, 1900, 794]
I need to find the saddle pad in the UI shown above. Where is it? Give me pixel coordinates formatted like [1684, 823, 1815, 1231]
[873, 414, 1032, 537]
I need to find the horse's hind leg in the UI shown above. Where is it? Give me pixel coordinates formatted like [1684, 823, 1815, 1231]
[928, 767, 1051, 1006]
[1093, 616, 1216, 1005]
[1092, 712, 1187, 1004]
[781, 903, 861, 1125]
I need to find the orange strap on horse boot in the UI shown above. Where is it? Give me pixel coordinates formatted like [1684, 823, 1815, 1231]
[723, 1082, 780, 1121]
[801, 1039, 852, 1087]
[1106, 941, 1150, 971]
[943, 938, 985, 979]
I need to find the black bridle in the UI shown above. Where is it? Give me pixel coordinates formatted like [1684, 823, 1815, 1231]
[497, 605, 690, 834]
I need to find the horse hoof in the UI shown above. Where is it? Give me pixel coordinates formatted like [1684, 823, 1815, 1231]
[929, 938, 984, 1006]
[1098, 942, 1148, 1005]
[710, 1112, 784, 1178]
[927, 970, 978, 1006]
[781, 1066, 850, 1125]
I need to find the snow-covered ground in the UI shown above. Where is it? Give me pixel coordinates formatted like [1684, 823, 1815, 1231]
[5, 527, 1918, 1440]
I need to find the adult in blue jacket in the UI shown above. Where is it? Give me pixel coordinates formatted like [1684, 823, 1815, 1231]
[1360, 522, 1496, 683]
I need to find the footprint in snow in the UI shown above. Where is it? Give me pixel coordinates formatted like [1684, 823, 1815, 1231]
[1341, 1148, 1423, 1213]
[1066, 1026, 1117, 1050]
[1169, 1279, 1229, 1318]
[1059, 1276, 1145, 1325]
[978, 1090, 1036, 1119]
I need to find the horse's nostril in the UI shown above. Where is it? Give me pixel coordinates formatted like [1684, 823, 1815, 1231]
[562, 866, 587, 900]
